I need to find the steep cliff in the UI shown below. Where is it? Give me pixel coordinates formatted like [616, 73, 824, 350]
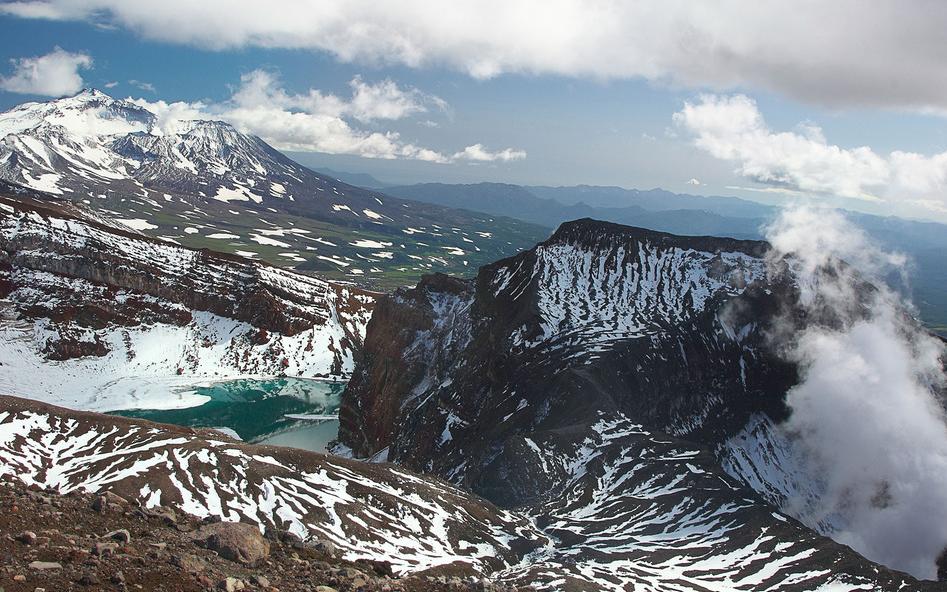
[340, 219, 796, 503]
[0, 188, 374, 410]
[335, 219, 947, 590]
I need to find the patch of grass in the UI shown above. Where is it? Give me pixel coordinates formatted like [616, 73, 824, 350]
[101, 192, 549, 290]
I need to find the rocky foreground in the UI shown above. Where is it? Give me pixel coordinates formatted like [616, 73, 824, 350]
[0, 479, 527, 592]
[0, 395, 543, 580]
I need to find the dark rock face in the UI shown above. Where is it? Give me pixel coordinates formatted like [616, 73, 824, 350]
[341, 219, 796, 505]
[336, 219, 947, 589]
[42, 332, 109, 360]
[340, 272, 472, 460]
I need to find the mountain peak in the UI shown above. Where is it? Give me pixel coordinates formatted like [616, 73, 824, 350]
[69, 87, 112, 100]
[173, 118, 241, 137]
[546, 217, 770, 257]
[0, 92, 283, 197]
[0, 87, 154, 140]
[52, 87, 135, 113]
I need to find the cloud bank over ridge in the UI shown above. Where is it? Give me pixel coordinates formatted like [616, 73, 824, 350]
[7, 1, 947, 112]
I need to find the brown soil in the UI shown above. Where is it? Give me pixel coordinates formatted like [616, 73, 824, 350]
[0, 479, 526, 592]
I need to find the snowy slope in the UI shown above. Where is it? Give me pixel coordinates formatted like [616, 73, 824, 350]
[0, 395, 542, 576]
[495, 228, 768, 349]
[498, 415, 927, 591]
[0, 190, 373, 410]
[0, 90, 546, 286]
[339, 219, 946, 590]
[1, 395, 934, 590]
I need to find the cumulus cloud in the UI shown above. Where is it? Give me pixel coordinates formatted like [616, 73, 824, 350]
[5, 2, 947, 111]
[0, 47, 92, 96]
[228, 70, 444, 124]
[674, 94, 947, 217]
[765, 206, 947, 579]
[452, 143, 526, 163]
[127, 97, 208, 135]
[131, 70, 523, 164]
[128, 79, 155, 93]
[347, 75, 445, 122]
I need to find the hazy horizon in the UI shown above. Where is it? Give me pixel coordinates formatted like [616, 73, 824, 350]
[3, 3, 947, 223]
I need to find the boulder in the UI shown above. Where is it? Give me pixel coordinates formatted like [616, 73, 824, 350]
[104, 528, 131, 543]
[91, 491, 127, 513]
[171, 553, 207, 573]
[93, 541, 119, 557]
[28, 561, 62, 570]
[15, 530, 37, 545]
[219, 577, 245, 591]
[195, 522, 270, 566]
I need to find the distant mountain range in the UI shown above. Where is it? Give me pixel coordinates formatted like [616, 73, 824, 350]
[9, 90, 941, 329]
[384, 181, 947, 334]
[0, 90, 546, 289]
[311, 166, 392, 189]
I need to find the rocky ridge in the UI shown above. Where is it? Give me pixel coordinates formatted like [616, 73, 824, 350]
[340, 219, 794, 498]
[0, 395, 544, 582]
[0, 187, 373, 410]
[338, 218, 941, 590]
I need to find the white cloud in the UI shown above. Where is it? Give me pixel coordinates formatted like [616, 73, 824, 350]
[674, 94, 947, 217]
[763, 206, 947, 580]
[348, 75, 444, 122]
[686, 178, 701, 186]
[128, 79, 155, 93]
[127, 97, 208, 135]
[5, 2, 947, 111]
[0, 47, 92, 96]
[131, 70, 524, 164]
[452, 143, 526, 162]
[228, 70, 445, 123]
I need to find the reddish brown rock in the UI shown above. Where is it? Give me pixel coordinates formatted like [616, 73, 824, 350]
[195, 522, 270, 566]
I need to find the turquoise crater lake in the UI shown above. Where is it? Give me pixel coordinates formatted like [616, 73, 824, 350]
[110, 378, 345, 453]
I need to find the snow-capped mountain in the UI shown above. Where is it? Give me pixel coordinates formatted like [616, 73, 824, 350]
[339, 218, 941, 590]
[0, 89, 546, 287]
[1, 193, 942, 589]
[0, 185, 373, 411]
[0, 88, 346, 201]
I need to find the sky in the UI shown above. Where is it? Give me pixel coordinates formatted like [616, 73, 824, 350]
[2, 2, 947, 222]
